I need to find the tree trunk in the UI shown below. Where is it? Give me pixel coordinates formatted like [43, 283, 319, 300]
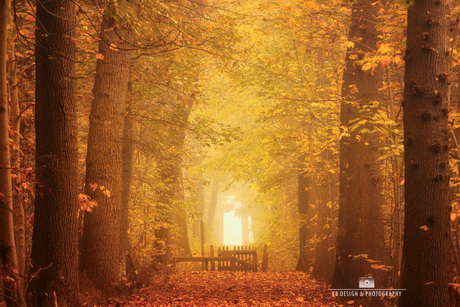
[80, 3, 132, 292]
[398, 0, 451, 305]
[331, 1, 386, 305]
[192, 155, 205, 238]
[311, 148, 337, 282]
[31, 0, 79, 304]
[216, 209, 224, 245]
[120, 104, 133, 276]
[154, 102, 193, 264]
[9, 41, 25, 281]
[295, 171, 315, 272]
[174, 168, 192, 255]
[0, 0, 22, 306]
[206, 180, 220, 242]
[241, 213, 249, 245]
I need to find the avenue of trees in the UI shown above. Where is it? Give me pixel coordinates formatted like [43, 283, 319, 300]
[0, 0, 458, 306]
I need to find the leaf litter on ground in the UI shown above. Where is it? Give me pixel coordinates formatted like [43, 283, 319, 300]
[106, 271, 349, 306]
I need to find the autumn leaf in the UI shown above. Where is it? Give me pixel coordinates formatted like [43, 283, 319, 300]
[90, 183, 98, 191]
[96, 53, 104, 60]
[420, 225, 429, 231]
[362, 62, 372, 71]
[349, 84, 358, 94]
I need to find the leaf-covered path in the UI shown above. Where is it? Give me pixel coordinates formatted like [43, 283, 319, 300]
[114, 271, 348, 306]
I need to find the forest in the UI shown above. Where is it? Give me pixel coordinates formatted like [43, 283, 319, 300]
[0, 0, 458, 306]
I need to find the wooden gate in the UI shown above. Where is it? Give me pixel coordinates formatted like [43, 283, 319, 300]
[217, 246, 258, 272]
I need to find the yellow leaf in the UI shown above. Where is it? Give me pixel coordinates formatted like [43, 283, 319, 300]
[96, 53, 104, 60]
[345, 41, 354, 48]
[349, 84, 358, 94]
[362, 62, 372, 71]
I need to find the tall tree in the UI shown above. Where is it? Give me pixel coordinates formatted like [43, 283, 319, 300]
[332, 0, 386, 304]
[154, 101, 193, 265]
[9, 36, 25, 280]
[311, 149, 337, 282]
[0, 0, 23, 305]
[398, 0, 451, 305]
[80, 2, 132, 292]
[295, 170, 315, 272]
[206, 179, 220, 242]
[31, 0, 79, 304]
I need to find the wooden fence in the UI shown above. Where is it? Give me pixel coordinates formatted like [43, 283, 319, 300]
[174, 244, 268, 272]
[217, 246, 257, 272]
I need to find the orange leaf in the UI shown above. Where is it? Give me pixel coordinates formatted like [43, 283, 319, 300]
[420, 225, 429, 231]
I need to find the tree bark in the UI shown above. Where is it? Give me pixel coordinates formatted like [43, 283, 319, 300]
[80, 3, 132, 292]
[398, 0, 451, 305]
[331, 1, 386, 305]
[31, 0, 79, 304]
[120, 104, 133, 276]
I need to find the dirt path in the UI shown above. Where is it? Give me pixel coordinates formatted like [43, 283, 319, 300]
[109, 271, 350, 306]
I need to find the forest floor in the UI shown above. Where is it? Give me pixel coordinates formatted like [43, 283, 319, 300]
[102, 271, 366, 306]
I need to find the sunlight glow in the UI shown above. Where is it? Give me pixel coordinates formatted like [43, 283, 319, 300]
[223, 210, 242, 245]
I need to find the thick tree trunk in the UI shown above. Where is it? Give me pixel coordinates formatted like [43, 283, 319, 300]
[31, 0, 79, 305]
[398, 0, 451, 305]
[80, 3, 132, 292]
[331, 1, 386, 305]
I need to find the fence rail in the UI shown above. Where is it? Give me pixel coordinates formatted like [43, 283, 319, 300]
[174, 245, 268, 272]
[217, 246, 257, 272]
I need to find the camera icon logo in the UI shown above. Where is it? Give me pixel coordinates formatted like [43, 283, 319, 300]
[359, 276, 375, 288]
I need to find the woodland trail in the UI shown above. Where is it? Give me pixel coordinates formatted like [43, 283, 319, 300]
[107, 271, 351, 306]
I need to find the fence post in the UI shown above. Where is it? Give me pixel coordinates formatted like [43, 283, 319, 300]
[210, 245, 215, 271]
[254, 247, 258, 272]
[201, 221, 205, 270]
[218, 247, 221, 270]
